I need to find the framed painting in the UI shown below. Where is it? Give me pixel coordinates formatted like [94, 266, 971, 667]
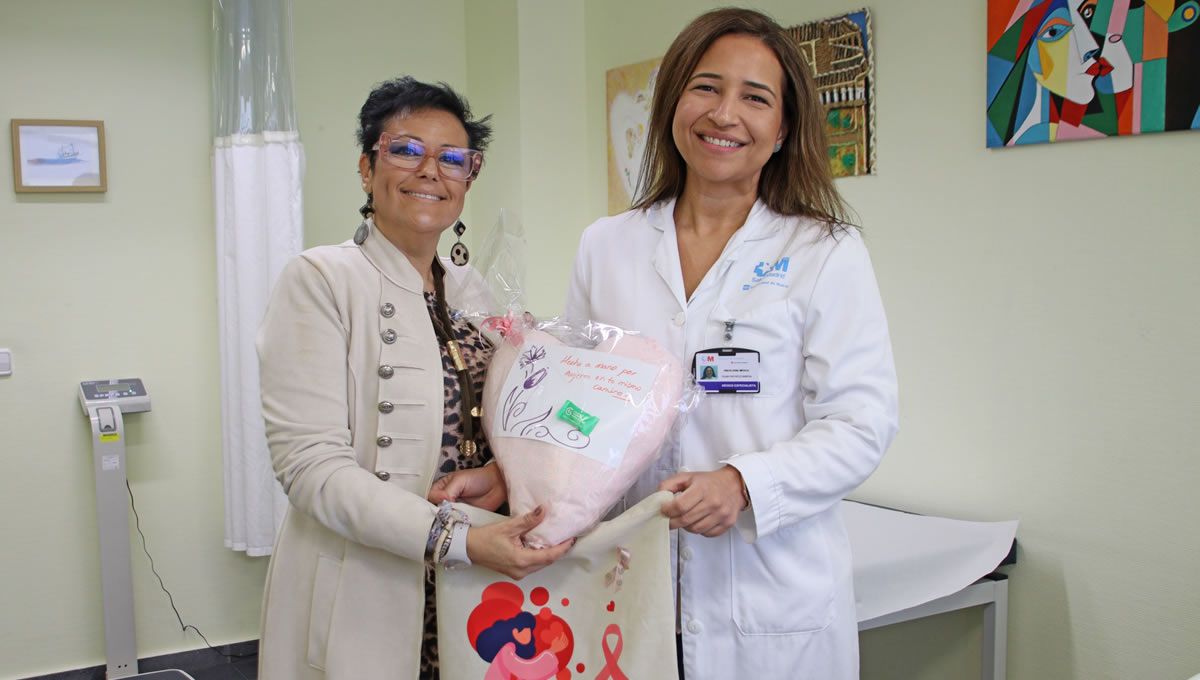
[606, 57, 661, 215]
[11, 119, 107, 192]
[987, 0, 1200, 146]
[786, 8, 877, 177]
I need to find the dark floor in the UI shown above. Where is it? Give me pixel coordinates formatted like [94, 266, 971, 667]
[24, 641, 257, 680]
[168, 654, 257, 680]
[154, 652, 257, 680]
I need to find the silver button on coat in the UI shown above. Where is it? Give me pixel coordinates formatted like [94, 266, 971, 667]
[378, 401, 394, 414]
[377, 435, 392, 447]
[375, 470, 391, 481]
[378, 365, 394, 379]
[381, 329, 397, 344]
[380, 302, 395, 318]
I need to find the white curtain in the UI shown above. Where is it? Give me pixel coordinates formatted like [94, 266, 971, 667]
[213, 0, 302, 555]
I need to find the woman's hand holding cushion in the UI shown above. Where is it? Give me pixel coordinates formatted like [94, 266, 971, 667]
[429, 463, 507, 511]
[466, 506, 575, 580]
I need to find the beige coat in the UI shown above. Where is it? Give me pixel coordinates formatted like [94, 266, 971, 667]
[256, 221, 487, 679]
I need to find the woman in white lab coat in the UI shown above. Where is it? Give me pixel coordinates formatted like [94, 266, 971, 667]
[565, 9, 899, 678]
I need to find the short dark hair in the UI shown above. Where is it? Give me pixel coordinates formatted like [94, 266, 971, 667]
[356, 77, 493, 166]
[634, 8, 850, 231]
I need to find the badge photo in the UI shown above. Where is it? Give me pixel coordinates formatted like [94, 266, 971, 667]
[692, 347, 761, 394]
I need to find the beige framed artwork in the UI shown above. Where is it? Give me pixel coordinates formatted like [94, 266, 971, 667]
[606, 57, 660, 215]
[10, 119, 107, 193]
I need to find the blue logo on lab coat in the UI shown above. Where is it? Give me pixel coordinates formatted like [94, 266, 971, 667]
[753, 257, 790, 277]
[744, 257, 791, 290]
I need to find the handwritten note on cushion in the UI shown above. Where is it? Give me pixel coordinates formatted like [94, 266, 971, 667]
[483, 329, 684, 547]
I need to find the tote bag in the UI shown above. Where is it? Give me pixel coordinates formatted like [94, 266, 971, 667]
[437, 492, 678, 680]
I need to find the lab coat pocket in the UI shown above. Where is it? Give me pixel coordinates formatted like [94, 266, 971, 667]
[729, 520, 834, 635]
[307, 553, 342, 670]
[724, 300, 797, 398]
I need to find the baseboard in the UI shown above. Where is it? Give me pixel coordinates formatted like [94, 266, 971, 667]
[20, 640, 258, 680]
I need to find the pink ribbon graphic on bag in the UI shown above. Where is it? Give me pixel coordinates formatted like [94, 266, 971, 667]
[593, 624, 628, 680]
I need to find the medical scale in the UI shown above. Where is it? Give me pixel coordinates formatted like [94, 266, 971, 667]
[80, 378, 194, 679]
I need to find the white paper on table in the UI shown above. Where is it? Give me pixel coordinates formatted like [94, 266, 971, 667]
[492, 343, 658, 468]
[843, 501, 1018, 622]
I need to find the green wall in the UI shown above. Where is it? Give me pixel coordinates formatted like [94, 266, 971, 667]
[294, 0, 470, 249]
[0, 1, 263, 676]
[572, 2, 1200, 679]
[0, 0, 468, 676]
[467, 1, 1200, 678]
[3, 1, 1198, 678]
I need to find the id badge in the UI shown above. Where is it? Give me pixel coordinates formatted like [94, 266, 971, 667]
[692, 347, 761, 394]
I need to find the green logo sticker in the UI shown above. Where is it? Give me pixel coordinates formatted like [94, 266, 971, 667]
[556, 400, 599, 435]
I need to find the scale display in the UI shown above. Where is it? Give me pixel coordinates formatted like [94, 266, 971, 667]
[81, 379, 148, 403]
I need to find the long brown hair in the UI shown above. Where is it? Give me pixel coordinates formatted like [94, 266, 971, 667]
[632, 7, 851, 231]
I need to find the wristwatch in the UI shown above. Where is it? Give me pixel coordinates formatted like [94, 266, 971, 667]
[443, 523, 472, 570]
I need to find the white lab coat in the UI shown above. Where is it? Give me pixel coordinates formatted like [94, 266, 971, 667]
[565, 199, 899, 679]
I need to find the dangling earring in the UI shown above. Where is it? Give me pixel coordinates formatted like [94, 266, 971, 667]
[449, 220, 469, 266]
[354, 191, 372, 244]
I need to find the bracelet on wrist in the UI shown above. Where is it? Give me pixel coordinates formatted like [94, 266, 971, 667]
[435, 526, 453, 564]
[428, 500, 471, 559]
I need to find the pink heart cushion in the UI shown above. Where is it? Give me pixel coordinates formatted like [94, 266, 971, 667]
[482, 329, 684, 548]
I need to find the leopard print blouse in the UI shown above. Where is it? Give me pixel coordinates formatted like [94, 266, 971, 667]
[421, 291, 494, 679]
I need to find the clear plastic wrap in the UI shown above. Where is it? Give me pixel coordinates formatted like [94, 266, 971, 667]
[463, 212, 700, 548]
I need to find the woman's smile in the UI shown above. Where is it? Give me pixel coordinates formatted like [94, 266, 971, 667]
[401, 188, 446, 201]
[698, 132, 747, 149]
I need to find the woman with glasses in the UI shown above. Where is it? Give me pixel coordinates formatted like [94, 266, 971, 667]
[566, 8, 898, 679]
[255, 77, 572, 679]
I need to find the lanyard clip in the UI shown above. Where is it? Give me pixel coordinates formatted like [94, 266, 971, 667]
[723, 319, 736, 342]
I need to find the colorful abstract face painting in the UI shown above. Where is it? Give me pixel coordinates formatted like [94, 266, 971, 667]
[987, 0, 1200, 146]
